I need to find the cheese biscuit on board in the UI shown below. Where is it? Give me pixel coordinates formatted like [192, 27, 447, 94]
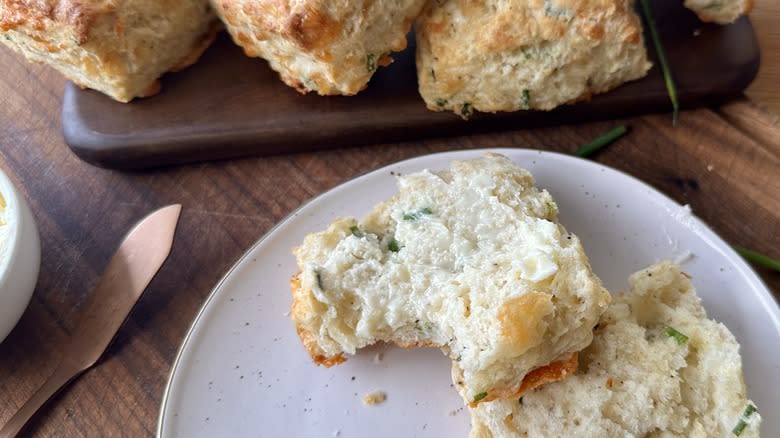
[415, 0, 651, 118]
[683, 0, 753, 24]
[212, 0, 427, 96]
[0, 0, 217, 102]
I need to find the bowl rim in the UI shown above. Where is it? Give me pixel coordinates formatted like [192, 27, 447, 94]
[0, 167, 22, 286]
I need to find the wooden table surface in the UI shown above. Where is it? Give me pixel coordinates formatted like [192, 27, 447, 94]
[746, 0, 780, 113]
[1, 4, 779, 437]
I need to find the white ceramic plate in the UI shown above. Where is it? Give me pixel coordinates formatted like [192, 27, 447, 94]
[158, 149, 780, 437]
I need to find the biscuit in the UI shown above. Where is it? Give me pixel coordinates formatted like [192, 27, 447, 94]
[684, 0, 753, 24]
[291, 153, 609, 405]
[470, 261, 761, 437]
[212, 0, 426, 95]
[0, 0, 216, 102]
[414, 0, 652, 118]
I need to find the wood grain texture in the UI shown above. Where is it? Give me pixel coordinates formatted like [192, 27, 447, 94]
[745, 0, 780, 114]
[1, 21, 780, 438]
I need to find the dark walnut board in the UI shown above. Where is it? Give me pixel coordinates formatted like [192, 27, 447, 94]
[61, 0, 759, 169]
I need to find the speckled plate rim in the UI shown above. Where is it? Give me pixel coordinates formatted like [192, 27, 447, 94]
[157, 148, 780, 437]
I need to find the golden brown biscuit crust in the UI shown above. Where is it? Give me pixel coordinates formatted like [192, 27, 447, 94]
[0, 1, 111, 44]
[290, 274, 346, 367]
[1, 0, 216, 102]
[415, 0, 650, 117]
[461, 352, 579, 407]
[214, 0, 426, 95]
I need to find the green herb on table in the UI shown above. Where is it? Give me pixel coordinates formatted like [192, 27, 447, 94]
[574, 125, 629, 158]
[732, 404, 758, 436]
[639, 0, 679, 126]
[435, 98, 448, 107]
[664, 326, 688, 345]
[735, 247, 780, 272]
[350, 226, 364, 238]
[473, 391, 488, 403]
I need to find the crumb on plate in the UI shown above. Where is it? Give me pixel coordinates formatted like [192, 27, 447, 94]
[362, 391, 387, 405]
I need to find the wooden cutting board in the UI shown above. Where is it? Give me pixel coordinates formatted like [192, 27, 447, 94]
[61, 0, 760, 169]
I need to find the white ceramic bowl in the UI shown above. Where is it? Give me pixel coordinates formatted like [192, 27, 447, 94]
[0, 168, 40, 343]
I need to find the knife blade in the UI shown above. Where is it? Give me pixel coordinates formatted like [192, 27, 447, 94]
[0, 204, 182, 438]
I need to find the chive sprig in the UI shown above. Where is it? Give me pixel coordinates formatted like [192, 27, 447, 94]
[735, 247, 780, 272]
[575, 125, 630, 158]
[639, 0, 680, 125]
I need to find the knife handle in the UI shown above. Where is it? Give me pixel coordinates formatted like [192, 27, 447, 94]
[0, 358, 81, 438]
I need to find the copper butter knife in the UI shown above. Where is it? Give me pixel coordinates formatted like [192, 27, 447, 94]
[0, 204, 182, 438]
